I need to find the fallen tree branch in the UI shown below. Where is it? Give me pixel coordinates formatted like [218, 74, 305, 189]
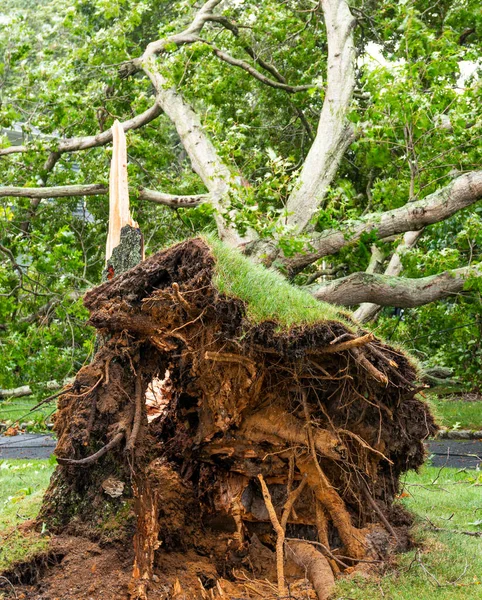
[354, 230, 423, 322]
[142, 70, 249, 246]
[0, 184, 209, 208]
[282, 0, 356, 233]
[313, 264, 481, 308]
[284, 171, 482, 273]
[0, 99, 162, 157]
[0, 379, 73, 400]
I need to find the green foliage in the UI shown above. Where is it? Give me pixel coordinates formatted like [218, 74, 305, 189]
[0, 0, 481, 391]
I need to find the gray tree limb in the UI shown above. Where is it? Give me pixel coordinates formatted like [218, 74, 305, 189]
[0, 184, 208, 208]
[0, 378, 74, 400]
[354, 231, 423, 322]
[282, 0, 356, 233]
[0, 100, 163, 157]
[313, 265, 480, 308]
[284, 171, 482, 274]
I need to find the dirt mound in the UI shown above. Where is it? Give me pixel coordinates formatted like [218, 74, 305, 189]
[22, 238, 436, 599]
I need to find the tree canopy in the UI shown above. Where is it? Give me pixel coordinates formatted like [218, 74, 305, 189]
[1, 0, 481, 392]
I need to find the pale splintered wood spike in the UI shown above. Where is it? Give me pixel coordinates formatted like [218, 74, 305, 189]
[105, 119, 140, 263]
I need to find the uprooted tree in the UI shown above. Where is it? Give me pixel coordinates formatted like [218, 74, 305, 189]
[39, 237, 437, 599]
[0, 0, 481, 597]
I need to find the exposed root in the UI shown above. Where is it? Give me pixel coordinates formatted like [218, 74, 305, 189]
[126, 373, 144, 453]
[204, 351, 257, 378]
[319, 332, 374, 353]
[286, 540, 335, 600]
[241, 405, 346, 461]
[351, 348, 389, 385]
[56, 431, 124, 466]
[296, 454, 366, 559]
[360, 480, 399, 543]
[257, 474, 288, 597]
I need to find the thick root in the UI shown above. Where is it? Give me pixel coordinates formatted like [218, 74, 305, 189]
[296, 455, 366, 560]
[241, 405, 346, 461]
[287, 540, 335, 600]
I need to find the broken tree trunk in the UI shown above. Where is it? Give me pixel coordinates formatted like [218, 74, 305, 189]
[105, 119, 143, 277]
[38, 238, 437, 600]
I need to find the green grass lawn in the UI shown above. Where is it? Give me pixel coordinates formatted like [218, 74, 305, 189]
[0, 458, 56, 572]
[428, 395, 482, 431]
[335, 465, 482, 599]
[0, 398, 57, 433]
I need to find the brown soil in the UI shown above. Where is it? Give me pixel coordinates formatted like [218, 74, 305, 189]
[3, 238, 437, 599]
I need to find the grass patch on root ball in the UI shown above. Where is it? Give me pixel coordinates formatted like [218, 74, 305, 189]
[206, 235, 354, 329]
[0, 458, 55, 573]
[335, 465, 482, 599]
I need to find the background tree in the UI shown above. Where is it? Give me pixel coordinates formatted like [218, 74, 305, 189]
[1, 0, 482, 395]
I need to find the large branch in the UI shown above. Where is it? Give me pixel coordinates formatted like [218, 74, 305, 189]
[0, 100, 162, 157]
[282, 0, 356, 233]
[0, 184, 207, 208]
[353, 231, 423, 322]
[284, 171, 482, 274]
[313, 265, 480, 308]
[142, 68, 249, 247]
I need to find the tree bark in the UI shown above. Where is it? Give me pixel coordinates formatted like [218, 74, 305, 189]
[0, 184, 208, 208]
[141, 68, 249, 247]
[354, 230, 423, 322]
[0, 379, 72, 400]
[284, 171, 482, 273]
[283, 0, 356, 233]
[313, 265, 480, 308]
[0, 100, 162, 157]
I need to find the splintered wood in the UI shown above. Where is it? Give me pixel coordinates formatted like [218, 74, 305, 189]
[105, 119, 140, 263]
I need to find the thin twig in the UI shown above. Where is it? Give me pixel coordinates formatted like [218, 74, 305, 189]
[126, 374, 143, 452]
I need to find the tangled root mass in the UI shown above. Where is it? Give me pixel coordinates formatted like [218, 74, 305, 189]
[39, 239, 437, 599]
